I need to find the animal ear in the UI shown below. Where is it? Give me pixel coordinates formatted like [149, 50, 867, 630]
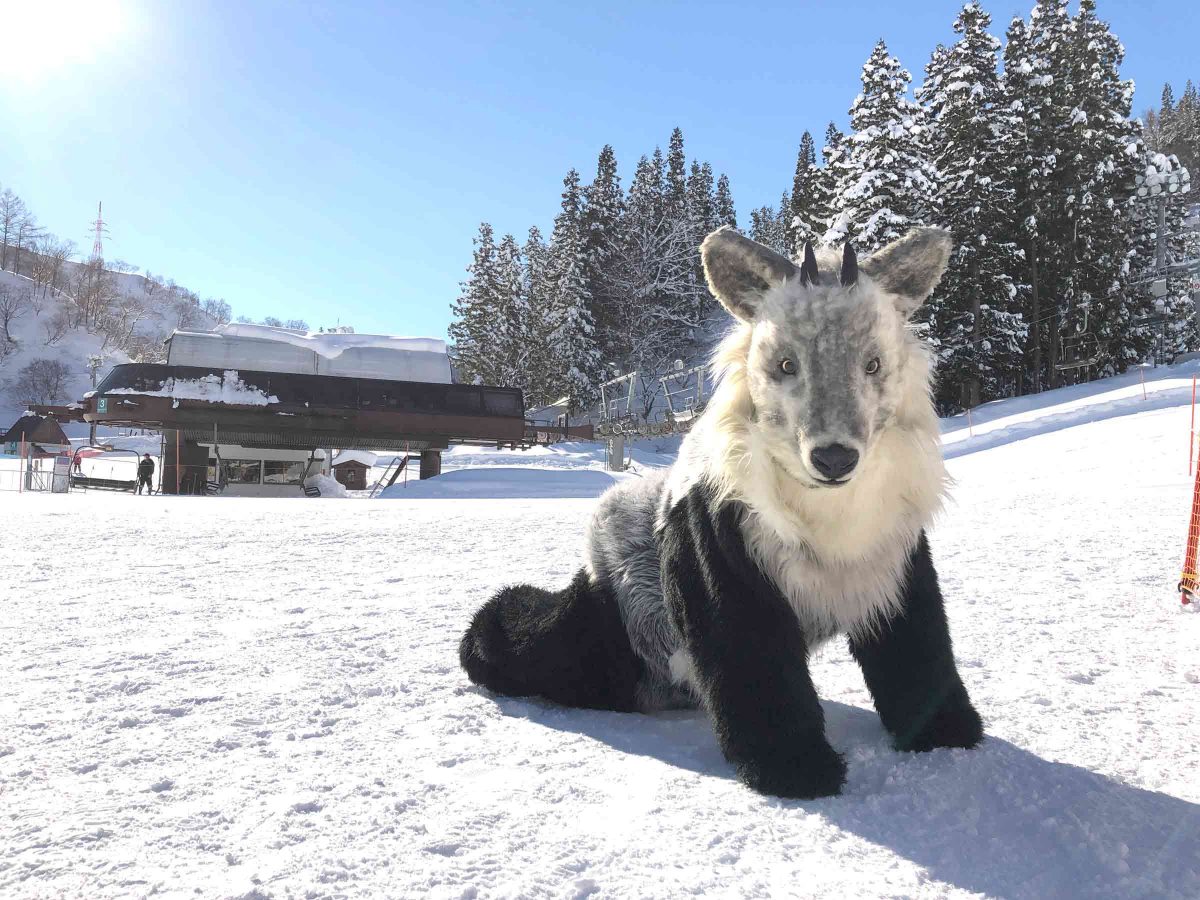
[701, 226, 797, 323]
[860, 227, 953, 317]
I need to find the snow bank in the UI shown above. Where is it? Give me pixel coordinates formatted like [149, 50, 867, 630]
[378, 466, 626, 499]
[304, 473, 348, 498]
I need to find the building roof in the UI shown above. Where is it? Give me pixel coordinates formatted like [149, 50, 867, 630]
[332, 449, 378, 468]
[0, 414, 70, 447]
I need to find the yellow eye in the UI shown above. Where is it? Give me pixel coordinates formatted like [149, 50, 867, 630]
[866, 357, 881, 375]
[780, 358, 796, 375]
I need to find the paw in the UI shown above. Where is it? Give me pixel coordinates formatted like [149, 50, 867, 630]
[894, 700, 983, 753]
[735, 739, 847, 799]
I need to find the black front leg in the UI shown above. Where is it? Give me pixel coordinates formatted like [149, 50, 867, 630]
[660, 483, 846, 799]
[849, 533, 983, 752]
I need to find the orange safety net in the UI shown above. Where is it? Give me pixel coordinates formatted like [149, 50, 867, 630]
[1180, 456, 1200, 605]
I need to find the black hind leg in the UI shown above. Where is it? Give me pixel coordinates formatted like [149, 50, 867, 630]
[849, 533, 983, 752]
[459, 569, 643, 712]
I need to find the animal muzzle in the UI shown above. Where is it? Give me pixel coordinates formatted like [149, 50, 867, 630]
[809, 443, 860, 482]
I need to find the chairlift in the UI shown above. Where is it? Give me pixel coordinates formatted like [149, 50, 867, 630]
[1056, 295, 1103, 372]
[659, 363, 708, 430]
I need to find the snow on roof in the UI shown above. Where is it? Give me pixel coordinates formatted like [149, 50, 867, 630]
[212, 324, 447, 360]
[167, 325, 453, 384]
[332, 449, 378, 468]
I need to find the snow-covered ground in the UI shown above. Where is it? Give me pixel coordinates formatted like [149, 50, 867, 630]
[2, 375, 1199, 898]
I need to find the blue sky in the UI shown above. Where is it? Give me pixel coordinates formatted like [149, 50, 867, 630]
[0, 0, 1196, 339]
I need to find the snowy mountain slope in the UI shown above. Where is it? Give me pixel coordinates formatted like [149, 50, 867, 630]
[2, 377, 1198, 897]
[0, 268, 129, 436]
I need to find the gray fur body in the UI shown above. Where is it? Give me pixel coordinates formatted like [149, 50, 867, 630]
[584, 227, 953, 712]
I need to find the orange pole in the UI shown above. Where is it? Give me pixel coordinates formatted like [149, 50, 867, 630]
[1190, 375, 1197, 476]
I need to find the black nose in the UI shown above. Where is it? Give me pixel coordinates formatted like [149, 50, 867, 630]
[810, 443, 859, 480]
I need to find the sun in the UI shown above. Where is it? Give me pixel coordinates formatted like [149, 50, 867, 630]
[0, 0, 131, 82]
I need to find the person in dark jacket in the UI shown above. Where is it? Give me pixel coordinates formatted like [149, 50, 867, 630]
[136, 453, 155, 495]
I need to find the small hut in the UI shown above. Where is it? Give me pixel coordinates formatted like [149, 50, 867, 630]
[1, 414, 71, 457]
[332, 449, 378, 491]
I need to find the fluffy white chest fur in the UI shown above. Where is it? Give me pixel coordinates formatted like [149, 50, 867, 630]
[736, 421, 944, 641]
[664, 365, 945, 646]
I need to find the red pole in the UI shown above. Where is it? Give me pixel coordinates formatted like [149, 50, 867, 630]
[1180, 457, 1200, 606]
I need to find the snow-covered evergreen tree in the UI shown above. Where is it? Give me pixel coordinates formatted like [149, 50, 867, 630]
[545, 170, 602, 410]
[786, 131, 822, 255]
[714, 174, 737, 229]
[520, 225, 558, 406]
[826, 39, 939, 252]
[810, 122, 845, 245]
[582, 145, 626, 361]
[1060, 0, 1151, 378]
[749, 204, 788, 255]
[448, 222, 503, 386]
[918, 1, 1027, 410]
[494, 232, 526, 387]
[665, 128, 688, 220]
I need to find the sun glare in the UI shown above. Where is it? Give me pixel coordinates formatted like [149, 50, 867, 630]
[0, 0, 130, 83]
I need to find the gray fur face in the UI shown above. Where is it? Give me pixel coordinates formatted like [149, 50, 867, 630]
[701, 226, 952, 488]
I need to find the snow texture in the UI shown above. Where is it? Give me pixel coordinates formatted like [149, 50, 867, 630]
[1, 368, 1199, 898]
[108, 370, 280, 406]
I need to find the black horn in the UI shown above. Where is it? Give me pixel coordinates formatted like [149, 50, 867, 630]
[840, 242, 858, 287]
[799, 241, 819, 286]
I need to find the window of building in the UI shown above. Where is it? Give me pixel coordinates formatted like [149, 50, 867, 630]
[223, 459, 262, 484]
[263, 460, 306, 485]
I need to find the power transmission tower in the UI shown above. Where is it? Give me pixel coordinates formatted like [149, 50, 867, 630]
[89, 202, 109, 261]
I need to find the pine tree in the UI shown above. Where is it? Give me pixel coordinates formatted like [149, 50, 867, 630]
[545, 170, 602, 410]
[749, 204, 787, 255]
[1002, 4, 1072, 391]
[665, 127, 688, 220]
[918, 1, 1027, 410]
[714, 174, 737, 228]
[826, 39, 939, 253]
[811, 122, 845, 244]
[493, 232, 526, 387]
[1177, 81, 1200, 174]
[1062, 0, 1149, 378]
[448, 222, 503, 386]
[522, 225, 564, 407]
[786, 131, 821, 255]
[582, 144, 625, 360]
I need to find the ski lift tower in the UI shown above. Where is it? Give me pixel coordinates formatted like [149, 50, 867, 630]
[598, 370, 637, 471]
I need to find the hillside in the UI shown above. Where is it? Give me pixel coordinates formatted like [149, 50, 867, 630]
[2, 366, 1198, 897]
[0, 268, 128, 432]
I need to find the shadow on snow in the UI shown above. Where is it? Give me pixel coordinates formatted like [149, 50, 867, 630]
[496, 696, 1200, 900]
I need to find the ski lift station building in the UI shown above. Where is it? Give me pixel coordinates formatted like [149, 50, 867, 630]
[78, 324, 528, 496]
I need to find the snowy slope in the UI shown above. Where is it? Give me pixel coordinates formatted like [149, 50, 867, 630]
[0, 269, 129, 437]
[1, 381, 1199, 897]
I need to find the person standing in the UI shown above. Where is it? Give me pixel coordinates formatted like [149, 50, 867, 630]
[136, 453, 155, 495]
